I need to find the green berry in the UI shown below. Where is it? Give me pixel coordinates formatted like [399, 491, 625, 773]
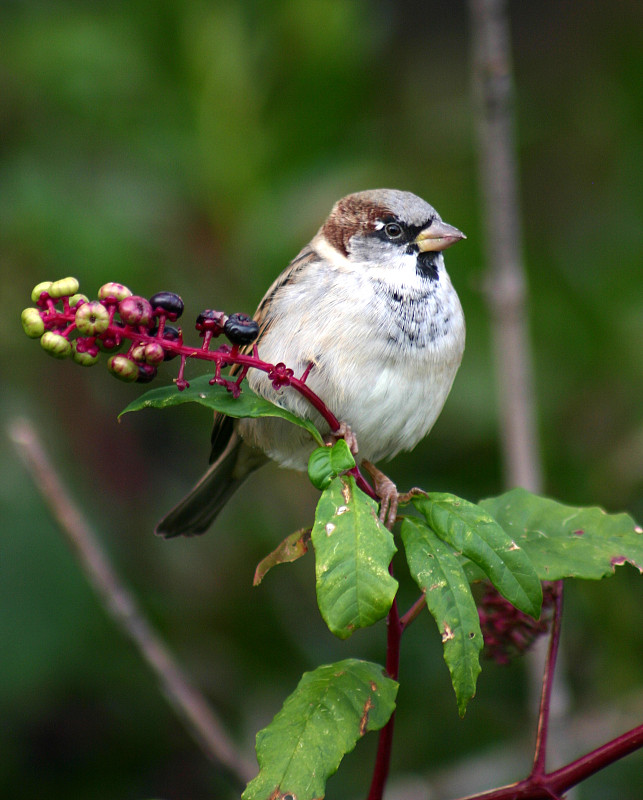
[49, 277, 80, 299]
[98, 282, 133, 302]
[71, 340, 100, 366]
[41, 331, 71, 358]
[69, 293, 89, 307]
[31, 281, 53, 303]
[75, 301, 110, 336]
[130, 344, 147, 362]
[21, 307, 45, 338]
[136, 364, 158, 383]
[107, 354, 138, 382]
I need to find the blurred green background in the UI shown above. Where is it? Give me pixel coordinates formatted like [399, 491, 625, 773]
[1, 1, 642, 798]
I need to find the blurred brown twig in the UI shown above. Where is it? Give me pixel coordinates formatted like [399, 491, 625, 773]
[469, 0, 543, 493]
[8, 416, 255, 789]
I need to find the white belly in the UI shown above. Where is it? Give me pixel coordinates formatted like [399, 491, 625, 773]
[240, 253, 465, 469]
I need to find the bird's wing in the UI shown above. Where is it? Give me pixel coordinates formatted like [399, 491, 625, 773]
[209, 243, 319, 463]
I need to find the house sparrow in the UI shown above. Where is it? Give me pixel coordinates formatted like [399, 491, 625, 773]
[156, 189, 465, 537]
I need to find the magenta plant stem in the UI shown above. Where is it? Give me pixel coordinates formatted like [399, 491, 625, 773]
[38, 302, 344, 432]
[458, 721, 643, 799]
[531, 581, 564, 778]
[367, 571, 403, 800]
[400, 594, 427, 630]
[545, 723, 643, 796]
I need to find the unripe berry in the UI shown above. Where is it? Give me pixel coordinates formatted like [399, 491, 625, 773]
[130, 344, 147, 362]
[150, 324, 180, 360]
[21, 307, 45, 338]
[41, 331, 71, 358]
[144, 341, 165, 365]
[69, 293, 89, 307]
[71, 340, 100, 366]
[98, 282, 133, 303]
[75, 301, 110, 336]
[31, 281, 53, 304]
[224, 312, 259, 345]
[149, 291, 184, 320]
[119, 295, 153, 327]
[107, 354, 139, 382]
[49, 277, 80, 299]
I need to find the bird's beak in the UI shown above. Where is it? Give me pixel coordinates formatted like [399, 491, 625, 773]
[415, 219, 466, 252]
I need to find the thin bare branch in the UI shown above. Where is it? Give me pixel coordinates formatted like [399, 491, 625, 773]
[8, 417, 255, 788]
[469, 0, 543, 494]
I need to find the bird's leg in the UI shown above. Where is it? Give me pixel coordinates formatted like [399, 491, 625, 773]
[362, 460, 398, 529]
[324, 421, 359, 457]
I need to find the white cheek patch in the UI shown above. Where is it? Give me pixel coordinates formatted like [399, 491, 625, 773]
[312, 235, 353, 271]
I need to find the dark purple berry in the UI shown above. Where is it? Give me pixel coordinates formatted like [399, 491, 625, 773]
[195, 309, 227, 335]
[149, 291, 184, 320]
[223, 313, 259, 345]
[136, 364, 158, 383]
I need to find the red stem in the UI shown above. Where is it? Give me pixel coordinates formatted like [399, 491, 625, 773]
[44, 305, 343, 434]
[457, 721, 643, 799]
[367, 591, 402, 800]
[365, 593, 428, 800]
[546, 723, 643, 796]
[400, 594, 427, 630]
[530, 581, 564, 778]
[455, 580, 643, 800]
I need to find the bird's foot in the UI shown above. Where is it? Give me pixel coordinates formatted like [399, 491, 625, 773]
[397, 487, 428, 505]
[324, 421, 359, 456]
[362, 460, 399, 529]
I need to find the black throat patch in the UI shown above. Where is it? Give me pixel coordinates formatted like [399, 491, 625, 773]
[415, 250, 439, 281]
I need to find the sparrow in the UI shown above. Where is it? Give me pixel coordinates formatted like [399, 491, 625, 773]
[156, 189, 466, 537]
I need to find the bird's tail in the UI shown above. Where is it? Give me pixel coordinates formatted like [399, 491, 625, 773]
[155, 433, 264, 538]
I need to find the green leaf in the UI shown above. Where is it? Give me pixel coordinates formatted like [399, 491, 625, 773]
[480, 488, 643, 580]
[307, 439, 356, 490]
[119, 374, 324, 445]
[253, 528, 311, 586]
[401, 517, 482, 716]
[413, 493, 542, 619]
[243, 659, 397, 800]
[312, 476, 398, 639]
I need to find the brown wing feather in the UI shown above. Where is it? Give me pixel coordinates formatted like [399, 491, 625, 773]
[209, 244, 318, 463]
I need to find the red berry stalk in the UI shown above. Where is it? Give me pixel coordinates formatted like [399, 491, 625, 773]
[21, 276, 356, 466]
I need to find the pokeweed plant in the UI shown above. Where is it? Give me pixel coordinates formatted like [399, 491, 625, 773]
[22, 278, 643, 800]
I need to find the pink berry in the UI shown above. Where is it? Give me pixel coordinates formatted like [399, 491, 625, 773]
[119, 296, 153, 327]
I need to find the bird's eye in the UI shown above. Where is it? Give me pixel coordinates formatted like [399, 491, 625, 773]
[384, 222, 404, 240]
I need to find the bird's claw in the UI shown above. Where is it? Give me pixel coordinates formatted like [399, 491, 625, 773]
[325, 421, 359, 456]
[397, 487, 428, 505]
[362, 460, 399, 529]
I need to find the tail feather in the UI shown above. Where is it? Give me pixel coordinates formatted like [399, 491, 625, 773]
[155, 433, 263, 538]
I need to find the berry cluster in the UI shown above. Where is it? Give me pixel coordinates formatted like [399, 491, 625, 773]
[21, 276, 343, 438]
[478, 581, 557, 665]
[21, 277, 260, 388]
